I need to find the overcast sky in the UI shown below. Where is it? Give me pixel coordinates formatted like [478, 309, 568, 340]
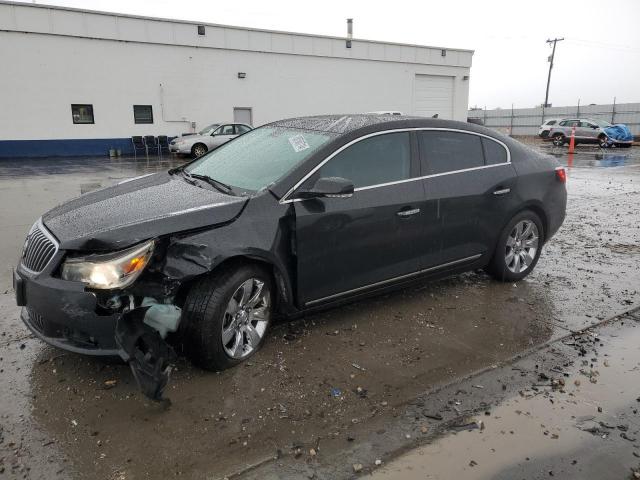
[17, 0, 640, 109]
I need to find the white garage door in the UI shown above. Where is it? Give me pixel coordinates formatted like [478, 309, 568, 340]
[413, 75, 454, 119]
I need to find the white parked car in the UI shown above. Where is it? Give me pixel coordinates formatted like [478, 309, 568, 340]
[170, 123, 252, 158]
[538, 118, 563, 138]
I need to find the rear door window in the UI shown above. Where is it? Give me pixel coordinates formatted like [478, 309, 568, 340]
[418, 131, 485, 175]
[318, 132, 411, 188]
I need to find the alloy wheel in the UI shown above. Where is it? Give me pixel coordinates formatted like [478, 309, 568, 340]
[552, 135, 565, 147]
[194, 145, 207, 157]
[221, 278, 270, 359]
[505, 220, 539, 273]
[598, 136, 609, 148]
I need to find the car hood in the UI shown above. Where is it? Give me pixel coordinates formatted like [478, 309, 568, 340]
[42, 172, 248, 251]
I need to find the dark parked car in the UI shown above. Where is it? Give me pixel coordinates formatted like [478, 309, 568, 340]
[14, 115, 567, 399]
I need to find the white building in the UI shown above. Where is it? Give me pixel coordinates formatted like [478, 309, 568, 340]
[0, 1, 473, 157]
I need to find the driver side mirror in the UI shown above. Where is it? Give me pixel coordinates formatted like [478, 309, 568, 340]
[295, 177, 354, 200]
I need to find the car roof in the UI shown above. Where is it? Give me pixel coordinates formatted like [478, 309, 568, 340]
[268, 114, 483, 135]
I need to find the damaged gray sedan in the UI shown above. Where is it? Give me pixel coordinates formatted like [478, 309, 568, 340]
[14, 114, 567, 400]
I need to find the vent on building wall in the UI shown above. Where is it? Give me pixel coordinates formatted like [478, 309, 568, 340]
[197, 25, 205, 35]
[441, 49, 447, 57]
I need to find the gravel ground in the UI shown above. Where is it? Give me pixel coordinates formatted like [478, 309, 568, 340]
[0, 142, 638, 479]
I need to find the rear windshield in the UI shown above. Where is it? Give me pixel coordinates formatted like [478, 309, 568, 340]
[186, 126, 334, 192]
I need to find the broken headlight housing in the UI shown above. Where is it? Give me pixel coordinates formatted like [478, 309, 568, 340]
[61, 240, 155, 289]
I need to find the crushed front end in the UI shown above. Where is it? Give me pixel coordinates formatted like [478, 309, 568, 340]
[15, 219, 182, 402]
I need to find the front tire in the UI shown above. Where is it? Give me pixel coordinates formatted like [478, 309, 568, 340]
[485, 210, 544, 282]
[181, 264, 273, 370]
[191, 143, 208, 158]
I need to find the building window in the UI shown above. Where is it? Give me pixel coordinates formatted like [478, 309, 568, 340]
[133, 105, 153, 124]
[197, 25, 205, 35]
[71, 104, 94, 124]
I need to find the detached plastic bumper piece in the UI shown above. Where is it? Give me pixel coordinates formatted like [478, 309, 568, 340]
[115, 307, 176, 402]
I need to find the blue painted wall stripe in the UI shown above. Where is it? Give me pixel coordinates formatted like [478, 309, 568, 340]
[0, 138, 137, 158]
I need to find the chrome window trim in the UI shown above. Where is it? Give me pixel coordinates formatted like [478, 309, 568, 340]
[279, 127, 511, 204]
[20, 218, 60, 275]
[305, 253, 483, 306]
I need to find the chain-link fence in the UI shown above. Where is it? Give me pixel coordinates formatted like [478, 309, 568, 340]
[467, 101, 640, 137]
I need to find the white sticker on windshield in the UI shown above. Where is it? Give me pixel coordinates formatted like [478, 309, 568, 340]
[288, 134, 310, 152]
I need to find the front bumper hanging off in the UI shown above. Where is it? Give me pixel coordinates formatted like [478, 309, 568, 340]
[15, 266, 180, 402]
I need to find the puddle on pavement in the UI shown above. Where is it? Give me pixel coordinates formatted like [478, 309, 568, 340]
[371, 319, 640, 480]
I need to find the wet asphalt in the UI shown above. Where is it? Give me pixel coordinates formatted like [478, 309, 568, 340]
[0, 142, 638, 479]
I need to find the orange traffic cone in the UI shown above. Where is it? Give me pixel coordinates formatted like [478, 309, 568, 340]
[568, 125, 576, 153]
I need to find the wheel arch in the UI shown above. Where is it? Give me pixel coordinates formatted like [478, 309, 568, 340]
[513, 202, 549, 243]
[173, 253, 296, 316]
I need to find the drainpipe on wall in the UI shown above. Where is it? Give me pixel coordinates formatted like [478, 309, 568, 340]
[159, 83, 193, 134]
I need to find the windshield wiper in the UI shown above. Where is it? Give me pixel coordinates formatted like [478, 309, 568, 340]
[189, 173, 234, 195]
[171, 168, 199, 186]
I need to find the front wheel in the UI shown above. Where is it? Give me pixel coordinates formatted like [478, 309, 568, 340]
[191, 143, 208, 158]
[181, 264, 273, 370]
[485, 210, 544, 282]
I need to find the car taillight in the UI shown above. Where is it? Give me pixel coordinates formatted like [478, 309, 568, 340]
[555, 166, 567, 183]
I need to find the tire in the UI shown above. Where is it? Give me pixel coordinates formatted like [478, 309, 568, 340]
[485, 210, 544, 282]
[598, 135, 609, 149]
[191, 143, 208, 158]
[552, 134, 565, 147]
[180, 263, 274, 370]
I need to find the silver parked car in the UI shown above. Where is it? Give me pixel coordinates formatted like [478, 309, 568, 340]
[548, 118, 632, 148]
[169, 123, 252, 158]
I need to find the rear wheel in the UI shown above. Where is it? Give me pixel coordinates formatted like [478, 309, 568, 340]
[191, 143, 208, 158]
[552, 133, 565, 147]
[485, 210, 544, 282]
[181, 264, 273, 370]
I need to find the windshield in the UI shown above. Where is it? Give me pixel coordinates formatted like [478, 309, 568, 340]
[198, 124, 220, 136]
[185, 126, 335, 192]
[592, 119, 612, 128]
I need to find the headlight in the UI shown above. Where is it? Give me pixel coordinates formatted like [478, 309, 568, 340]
[61, 240, 154, 289]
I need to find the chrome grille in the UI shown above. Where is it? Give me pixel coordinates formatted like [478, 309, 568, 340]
[21, 222, 58, 273]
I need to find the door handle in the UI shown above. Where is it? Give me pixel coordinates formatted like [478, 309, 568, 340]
[397, 208, 420, 217]
[493, 188, 511, 196]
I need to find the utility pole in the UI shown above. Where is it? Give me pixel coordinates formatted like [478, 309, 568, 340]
[544, 38, 564, 109]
